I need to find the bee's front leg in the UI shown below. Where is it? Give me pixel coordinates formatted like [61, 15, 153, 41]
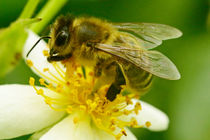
[47, 53, 72, 62]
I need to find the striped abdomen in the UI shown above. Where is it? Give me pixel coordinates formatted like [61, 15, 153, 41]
[120, 63, 153, 94]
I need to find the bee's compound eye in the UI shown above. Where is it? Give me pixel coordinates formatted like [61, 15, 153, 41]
[55, 31, 69, 46]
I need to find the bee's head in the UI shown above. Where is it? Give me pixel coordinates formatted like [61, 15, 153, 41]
[48, 15, 75, 62]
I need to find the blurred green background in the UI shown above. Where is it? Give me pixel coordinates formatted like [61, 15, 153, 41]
[0, 0, 210, 140]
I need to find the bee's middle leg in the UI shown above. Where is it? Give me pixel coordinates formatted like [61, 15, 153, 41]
[92, 60, 113, 93]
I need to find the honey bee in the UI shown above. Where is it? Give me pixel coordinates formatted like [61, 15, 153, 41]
[27, 15, 182, 101]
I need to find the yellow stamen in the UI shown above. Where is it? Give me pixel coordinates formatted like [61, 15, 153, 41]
[28, 57, 147, 139]
[45, 97, 52, 105]
[43, 50, 49, 56]
[110, 125, 116, 131]
[130, 118, 138, 127]
[29, 77, 35, 86]
[73, 117, 79, 124]
[80, 105, 87, 111]
[52, 63, 65, 80]
[37, 89, 44, 95]
[123, 109, 130, 115]
[96, 118, 102, 125]
[145, 121, 151, 127]
[66, 106, 73, 114]
[115, 133, 123, 140]
[121, 129, 127, 136]
[126, 96, 133, 105]
[39, 78, 45, 85]
[26, 60, 33, 67]
[111, 117, 117, 125]
[134, 102, 142, 114]
[43, 68, 49, 72]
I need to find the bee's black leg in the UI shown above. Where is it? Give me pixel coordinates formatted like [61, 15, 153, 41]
[106, 64, 126, 101]
[47, 53, 72, 62]
[106, 83, 121, 101]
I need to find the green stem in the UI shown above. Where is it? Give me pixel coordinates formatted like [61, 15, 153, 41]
[207, 1, 210, 31]
[207, 11, 210, 31]
[19, 0, 40, 19]
[30, 0, 68, 34]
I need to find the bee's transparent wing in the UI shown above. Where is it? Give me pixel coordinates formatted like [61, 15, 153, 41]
[114, 23, 182, 49]
[95, 44, 180, 80]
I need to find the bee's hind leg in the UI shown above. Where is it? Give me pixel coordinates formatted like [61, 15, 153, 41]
[106, 63, 126, 101]
[92, 61, 126, 101]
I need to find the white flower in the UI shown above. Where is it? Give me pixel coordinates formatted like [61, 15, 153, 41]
[0, 31, 169, 140]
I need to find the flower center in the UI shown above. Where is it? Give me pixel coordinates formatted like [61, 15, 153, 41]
[27, 56, 150, 139]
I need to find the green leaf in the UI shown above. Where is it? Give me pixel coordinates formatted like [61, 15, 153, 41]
[0, 18, 40, 77]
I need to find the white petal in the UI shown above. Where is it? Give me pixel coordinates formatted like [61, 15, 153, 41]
[121, 99, 169, 131]
[41, 114, 137, 140]
[28, 126, 51, 140]
[23, 30, 66, 84]
[96, 127, 137, 140]
[0, 84, 65, 139]
[40, 114, 95, 140]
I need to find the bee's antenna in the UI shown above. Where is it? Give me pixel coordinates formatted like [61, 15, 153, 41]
[26, 36, 51, 57]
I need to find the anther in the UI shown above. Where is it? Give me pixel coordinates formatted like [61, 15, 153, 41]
[111, 117, 117, 125]
[121, 129, 127, 136]
[39, 78, 45, 85]
[110, 125, 116, 131]
[86, 99, 92, 105]
[29, 77, 35, 86]
[77, 73, 82, 78]
[112, 108, 119, 112]
[66, 106, 73, 114]
[26, 60, 33, 67]
[145, 121, 151, 127]
[106, 111, 112, 116]
[123, 109, 130, 115]
[134, 102, 142, 114]
[130, 118, 138, 127]
[90, 102, 97, 110]
[66, 81, 70, 86]
[115, 133, 123, 140]
[88, 71, 94, 76]
[126, 96, 133, 105]
[134, 94, 140, 99]
[80, 105, 87, 111]
[47, 83, 53, 88]
[43, 50, 49, 56]
[96, 118, 102, 125]
[37, 89, 44, 95]
[56, 84, 63, 92]
[73, 117, 79, 124]
[43, 68, 49, 72]
[45, 98, 52, 105]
